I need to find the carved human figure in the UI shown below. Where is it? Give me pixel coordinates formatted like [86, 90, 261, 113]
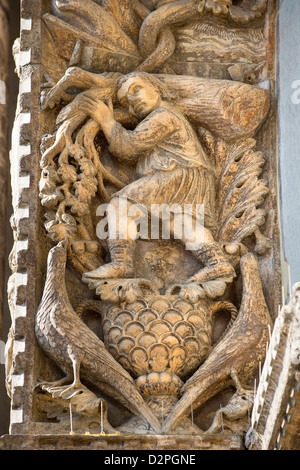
[78, 72, 235, 285]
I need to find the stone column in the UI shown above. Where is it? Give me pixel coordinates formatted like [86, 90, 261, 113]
[0, 0, 9, 339]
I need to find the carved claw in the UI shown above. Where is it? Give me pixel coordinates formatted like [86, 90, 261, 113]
[34, 375, 73, 391]
[35, 357, 86, 400]
[252, 0, 268, 13]
[52, 383, 88, 400]
[83, 277, 160, 303]
[205, 0, 232, 17]
[166, 279, 228, 302]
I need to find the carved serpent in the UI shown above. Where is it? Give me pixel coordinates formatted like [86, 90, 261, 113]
[50, 0, 267, 74]
[135, 0, 267, 73]
[135, 0, 198, 72]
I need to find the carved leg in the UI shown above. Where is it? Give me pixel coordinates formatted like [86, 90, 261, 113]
[37, 349, 87, 399]
[83, 196, 136, 280]
[230, 369, 253, 397]
[186, 242, 236, 284]
[83, 239, 135, 280]
[67, 348, 84, 391]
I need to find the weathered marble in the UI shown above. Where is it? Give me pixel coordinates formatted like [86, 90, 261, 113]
[3, 0, 286, 449]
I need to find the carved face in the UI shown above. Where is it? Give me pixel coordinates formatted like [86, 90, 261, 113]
[117, 76, 162, 118]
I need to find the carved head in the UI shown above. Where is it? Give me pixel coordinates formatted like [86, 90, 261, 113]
[47, 240, 67, 273]
[116, 72, 175, 118]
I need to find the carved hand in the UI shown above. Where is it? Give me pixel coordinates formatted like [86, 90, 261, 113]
[77, 93, 113, 123]
[77, 94, 116, 141]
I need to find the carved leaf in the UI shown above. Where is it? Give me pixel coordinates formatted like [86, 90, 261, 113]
[73, 180, 97, 205]
[67, 143, 87, 161]
[76, 175, 98, 195]
[40, 189, 64, 209]
[215, 138, 268, 244]
[78, 159, 98, 178]
[44, 212, 78, 242]
[39, 166, 61, 194]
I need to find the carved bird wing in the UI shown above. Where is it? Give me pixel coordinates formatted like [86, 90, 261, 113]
[40, 243, 161, 433]
[55, 304, 133, 382]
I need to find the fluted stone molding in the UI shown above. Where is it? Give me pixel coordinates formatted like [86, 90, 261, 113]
[0, 0, 9, 337]
[246, 283, 300, 450]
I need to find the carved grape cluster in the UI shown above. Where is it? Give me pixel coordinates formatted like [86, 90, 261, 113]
[39, 142, 98, 251]
[102, 296, 213, 380]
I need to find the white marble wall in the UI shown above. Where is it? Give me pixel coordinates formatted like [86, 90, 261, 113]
[278, 0, 300, 287]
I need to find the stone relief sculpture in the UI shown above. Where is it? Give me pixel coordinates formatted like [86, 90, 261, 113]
[25, 0, 275, 436]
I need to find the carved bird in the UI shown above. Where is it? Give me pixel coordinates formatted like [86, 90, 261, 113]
[162, 252, 272, 433]
[35, 241, 161, 433]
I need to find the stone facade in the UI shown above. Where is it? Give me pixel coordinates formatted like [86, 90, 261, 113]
[0, 0, 299, 450]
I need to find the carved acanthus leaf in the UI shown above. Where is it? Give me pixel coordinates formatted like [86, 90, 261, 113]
[212, 137, 269, 246]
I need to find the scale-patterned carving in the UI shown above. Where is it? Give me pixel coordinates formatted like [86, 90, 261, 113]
[102, 296, 213, 379]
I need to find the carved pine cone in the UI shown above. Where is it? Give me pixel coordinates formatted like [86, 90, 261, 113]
[102, 296, 213, 379]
